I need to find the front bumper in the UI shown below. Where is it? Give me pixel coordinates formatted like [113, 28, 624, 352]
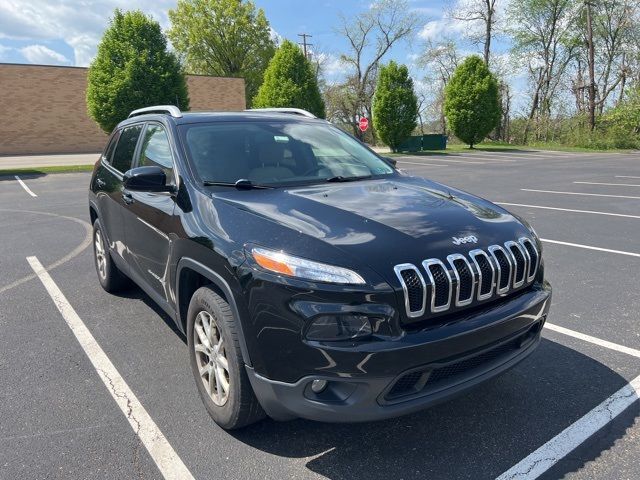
[247, 281, 551, 422]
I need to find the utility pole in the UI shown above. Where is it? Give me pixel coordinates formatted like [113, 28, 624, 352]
[297, 33, 313, 59]
[585, 1, 596, 131]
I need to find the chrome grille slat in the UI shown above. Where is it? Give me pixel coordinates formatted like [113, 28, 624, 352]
[447, 254, 475, 307]
[519, 237, 539, 283]
[505, 241, 527, 288]
[469, 249, 494, 301]
[394, 237, 539, 320]
[422, 259, 452, 313]
[488, 245, 512, 295]
[393, 264, 426, 318]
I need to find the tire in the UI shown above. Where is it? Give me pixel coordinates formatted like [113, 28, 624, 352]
[92, 219, 129, 293]
[187, 286, 265, 429]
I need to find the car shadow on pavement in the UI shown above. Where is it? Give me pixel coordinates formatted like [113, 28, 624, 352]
[113, 286, 187, 344]
[231, 339, 639, 480]
[0, 172, 46, 181]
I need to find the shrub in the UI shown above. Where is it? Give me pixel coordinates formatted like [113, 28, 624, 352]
[87, 9, 189, 133]
[252, 40, 325, 118]
[444, 56, 501, 148]
[372, 61, 418, 152]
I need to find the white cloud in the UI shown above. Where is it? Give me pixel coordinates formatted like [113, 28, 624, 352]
[418, 18, 469, 42]
[315, 52, 343, 78]
[20, 44, 70, 65]
[0, 0, 175, 66]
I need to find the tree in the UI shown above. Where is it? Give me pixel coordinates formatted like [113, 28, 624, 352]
[451, 0, 498, 65]
[372, 62, 418, 152]
[418, 39, 460, 134]
[507, 0, 580, 142]
[253, 40, 325, 117]
[168, 0, 275, 106]
[444, 56, 501, 148]
[87, 10, 189, 133]
[335, 0, 421, 139]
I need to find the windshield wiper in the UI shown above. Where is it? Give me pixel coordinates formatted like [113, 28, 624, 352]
[202, 179, 274, 190]
[325, 174, 373, 183]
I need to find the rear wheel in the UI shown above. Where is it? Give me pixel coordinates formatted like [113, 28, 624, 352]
[187, 286, 265, 429]
[92, 219, 129, 293]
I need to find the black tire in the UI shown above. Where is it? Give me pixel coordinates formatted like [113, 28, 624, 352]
[187, 286, 265, 429]
[92, 219, 129, 293]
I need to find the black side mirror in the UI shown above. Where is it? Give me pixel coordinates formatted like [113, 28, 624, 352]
[384, 156, 397, 167]
[123, 166, 173, 193]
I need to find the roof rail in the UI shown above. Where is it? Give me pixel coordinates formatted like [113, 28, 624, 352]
[246, 108, 316, 119]
[128, 105, 183, 119]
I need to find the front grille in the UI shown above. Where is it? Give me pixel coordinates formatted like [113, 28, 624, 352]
[384, 321, 542, 402]
[395, 237, 539, 319]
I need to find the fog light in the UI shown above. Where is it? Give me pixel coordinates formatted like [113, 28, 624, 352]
[305, 314, 372, 341]
[311, 379, 328, 393]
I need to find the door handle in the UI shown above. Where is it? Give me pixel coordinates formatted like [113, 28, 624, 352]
[122, 192, 134, 205]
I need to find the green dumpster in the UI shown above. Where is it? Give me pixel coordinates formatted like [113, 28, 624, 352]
[397, 136, 422, 152]
[422, 134, 447, 150]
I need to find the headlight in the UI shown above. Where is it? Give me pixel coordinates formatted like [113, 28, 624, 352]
[250, 247, 365, 284]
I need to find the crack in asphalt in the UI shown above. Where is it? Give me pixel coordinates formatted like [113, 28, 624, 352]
[98, 368, 145, 480]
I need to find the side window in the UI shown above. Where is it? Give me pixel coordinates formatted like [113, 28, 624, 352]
[112, 124, 143, 173]
[102, 130, 120, 164]
[137, 124, 175, 184]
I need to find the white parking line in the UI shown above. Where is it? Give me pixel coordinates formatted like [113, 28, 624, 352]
[397, 160, 449, 167]
[14, 175, 37, 197]
[497, 374, 640, 480]
[398, 156, 488, 165]
[497, 202, 640, 220]
[541, 239, 640, 258]
[27, 256, 195, 480]
[616, 175, 640, 179]
[545, 323, 640, 358]
[522, 188, 640, 200]
[574, 181, 640, 187]
[499, 323, 640, 479]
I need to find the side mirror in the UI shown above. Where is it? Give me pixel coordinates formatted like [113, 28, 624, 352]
[384, 156, 397, 167]
[123, 166, 173, 193]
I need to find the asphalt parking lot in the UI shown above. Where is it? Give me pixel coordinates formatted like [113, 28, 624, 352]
[1, 148, 639, 480]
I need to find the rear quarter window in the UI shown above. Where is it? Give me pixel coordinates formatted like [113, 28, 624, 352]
[111, 124, 143, 173]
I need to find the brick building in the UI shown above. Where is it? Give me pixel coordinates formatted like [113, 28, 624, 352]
[0, 63, 246, 155]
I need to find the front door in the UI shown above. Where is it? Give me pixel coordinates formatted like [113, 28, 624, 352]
[122, 122, 177, 303]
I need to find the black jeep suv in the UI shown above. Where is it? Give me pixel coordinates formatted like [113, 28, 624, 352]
[89, 105, 551, 429]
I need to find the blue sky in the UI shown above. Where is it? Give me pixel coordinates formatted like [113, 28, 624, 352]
[0, 0, 520, 107]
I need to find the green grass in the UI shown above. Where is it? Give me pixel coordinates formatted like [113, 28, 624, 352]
[384, 140, 635, 156]
[0, 164, 95, 177]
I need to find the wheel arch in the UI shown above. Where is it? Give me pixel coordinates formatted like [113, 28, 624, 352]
[176, 257, 252, 366]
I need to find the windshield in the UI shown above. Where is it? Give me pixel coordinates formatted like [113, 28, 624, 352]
[179, 121, 395, 186]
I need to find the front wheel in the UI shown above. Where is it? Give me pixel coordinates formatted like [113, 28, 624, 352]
[187, 286, 265, 429]
[92, 219, 129, 293]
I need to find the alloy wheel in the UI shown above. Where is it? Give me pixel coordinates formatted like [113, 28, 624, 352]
[194, 310, 230, 406]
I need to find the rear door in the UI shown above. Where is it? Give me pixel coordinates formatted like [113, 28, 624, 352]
[122, 122, 177, 303]
[96, 124, 143, 268]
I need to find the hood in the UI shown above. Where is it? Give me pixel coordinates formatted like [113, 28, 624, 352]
[213, 175, 531, 269]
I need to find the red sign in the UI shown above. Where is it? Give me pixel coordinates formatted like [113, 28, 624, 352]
[359, 117, 369, 132]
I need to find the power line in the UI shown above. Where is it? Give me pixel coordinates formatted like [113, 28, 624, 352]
[297, 33, 313, 59]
